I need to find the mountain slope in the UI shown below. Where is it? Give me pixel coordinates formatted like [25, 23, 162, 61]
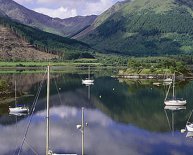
[0, 16, 94, 60]
[77, 0, 193, 56]
[0, 0, 97, 37]
[59, 15, 97, 37]
[74, 1, 127, 39]
[0, 25, 58, 61]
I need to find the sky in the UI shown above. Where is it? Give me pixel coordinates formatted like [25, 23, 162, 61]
[13, 0, 125, 19]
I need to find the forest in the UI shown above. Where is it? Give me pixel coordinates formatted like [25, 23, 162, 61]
[0, 17, 95, 60]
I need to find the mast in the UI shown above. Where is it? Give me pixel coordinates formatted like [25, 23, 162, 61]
[173, 72, 175, 99]
[88, 66, 90, 80]
[164, 83, 171, 101]
[46, 65, 50, 155]
[82, 107, 84, 155]
[15, 80, 16, 107]
[88, 85, 90, 100]
[172, 111, 174, 136]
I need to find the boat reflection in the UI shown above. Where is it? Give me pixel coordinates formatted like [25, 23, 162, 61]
[186, 131, 193, 138]
[164, 105, 186, 111]
[164, 105, 186, 135]
[9, 112, 28, 116]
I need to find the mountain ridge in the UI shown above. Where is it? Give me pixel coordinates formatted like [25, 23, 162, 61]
[0, 0, 97, 37]
[73, 1, 128, 39]
[76, 0, 193, 56]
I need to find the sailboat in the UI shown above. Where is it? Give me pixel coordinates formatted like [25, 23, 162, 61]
[9, 81, 29, 113]
[163, 73, 172, 84]
[186, 122, 193, 132]
[163, 78, 172, 83]
[46, 66, 77, 155]
[185, 111, 193, 132]
[164, 73, 186, 106]
[9, 106, 29, 114]
[82, 66, 94, 86]
[163, 78, 172, 86]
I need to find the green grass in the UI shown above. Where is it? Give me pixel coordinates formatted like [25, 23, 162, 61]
[74, 58, 98, 63]
[0, 61, 102, 67]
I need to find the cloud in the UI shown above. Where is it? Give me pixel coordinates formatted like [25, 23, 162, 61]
[13, 0, 121, 18]
[34, 7, 77, 19]
[83, 0, 113, 15]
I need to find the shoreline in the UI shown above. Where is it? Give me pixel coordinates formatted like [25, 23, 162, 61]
[116, 74, 193, 80]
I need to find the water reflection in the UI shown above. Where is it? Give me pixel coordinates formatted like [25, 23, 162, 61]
[186, 132, 193, 138]
[9, 112, 28, 116]
[1, 105, 193, 155]
[0, 70, 193, 154]
[164, 105, 186, 136]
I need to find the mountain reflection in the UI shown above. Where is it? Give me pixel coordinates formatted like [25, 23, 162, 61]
[1, 71, 193, 155]
[0, 105, 193, 155]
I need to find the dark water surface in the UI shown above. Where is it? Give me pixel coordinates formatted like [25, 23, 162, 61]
[0, 68, 193, 155]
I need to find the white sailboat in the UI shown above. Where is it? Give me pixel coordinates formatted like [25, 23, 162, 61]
[46, 66, 77, 155]
[164, 73, 186, 106]
[163, 73, 172, 84]
[163, 78, 172, 83]
[185, 111, 193, 132]
[82, 66, 94, 86]
[163, 78, 172, 86]
[186, 122, 193, 132]
[9, 106, 29, 113]
[9, 81, 29, 113]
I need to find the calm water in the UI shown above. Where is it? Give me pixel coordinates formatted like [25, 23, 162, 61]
[0, 68, 193, 155]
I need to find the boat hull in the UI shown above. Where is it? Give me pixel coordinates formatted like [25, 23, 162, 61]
[164, 99, 186, 106]
[186, 123, 193, 132]
[163, 78, 172, 82]
[9, 107, 29, 113]
[82, 79, 94, 85]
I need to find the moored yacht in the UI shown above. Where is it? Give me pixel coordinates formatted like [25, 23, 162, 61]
[9, 80, 29, 113]
[164, 73, 186, 106]
[82, 66, 94, 86]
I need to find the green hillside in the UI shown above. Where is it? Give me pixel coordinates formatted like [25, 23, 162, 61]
[78, 0, 193, 56]
[0, 16, 94, 60]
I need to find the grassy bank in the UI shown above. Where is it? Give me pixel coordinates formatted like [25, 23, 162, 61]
[118, 56, 192, 76]
[0, 61, 102, 67]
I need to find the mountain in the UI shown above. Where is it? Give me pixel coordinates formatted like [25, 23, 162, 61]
[74, 1, 127, 39]
[0, 16, 94, 60]
[0, 0, 97, 37]
[0, 24, 57, 61]
[57, 15, 97, 37]
[76, 0, 193, 56]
